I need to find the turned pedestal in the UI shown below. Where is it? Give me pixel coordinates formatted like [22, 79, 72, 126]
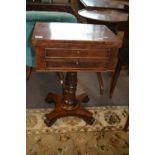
[44, 72, 95, 126]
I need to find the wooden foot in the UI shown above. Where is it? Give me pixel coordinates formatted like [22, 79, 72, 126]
[83, 116, 95, 125]
[44, 116, 57, 127]
[44, 107, 95, 126]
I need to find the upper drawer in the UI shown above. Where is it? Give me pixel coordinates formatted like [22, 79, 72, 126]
[44, 48, 110, 58]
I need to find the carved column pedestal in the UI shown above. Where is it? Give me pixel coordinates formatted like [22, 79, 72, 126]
[44, 72, 95, 127]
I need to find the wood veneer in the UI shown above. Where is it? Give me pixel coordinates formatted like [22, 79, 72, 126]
[31, 22, 122, 126]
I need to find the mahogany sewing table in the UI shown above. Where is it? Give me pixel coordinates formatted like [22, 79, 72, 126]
[31, 22, 122, 126]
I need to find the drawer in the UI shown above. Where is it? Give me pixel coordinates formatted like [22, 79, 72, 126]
[44, 48, 110, 58]
[44, 58, 109, 71]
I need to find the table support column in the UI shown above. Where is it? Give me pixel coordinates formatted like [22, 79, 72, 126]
[44, 72, 95, 126]
[62, 72, 79, 110]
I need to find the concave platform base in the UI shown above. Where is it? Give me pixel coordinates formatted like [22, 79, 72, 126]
[44, 92, 95, 127]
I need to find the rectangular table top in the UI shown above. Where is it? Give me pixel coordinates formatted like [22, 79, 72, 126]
[31, 22, 121, 48]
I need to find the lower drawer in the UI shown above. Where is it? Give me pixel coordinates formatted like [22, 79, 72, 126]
[44, 58, 110, 71]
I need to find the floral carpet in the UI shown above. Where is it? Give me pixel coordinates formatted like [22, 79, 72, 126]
[27, 106, 129, 155]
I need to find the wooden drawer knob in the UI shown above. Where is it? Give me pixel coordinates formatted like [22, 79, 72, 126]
[76, 61, 79, 65]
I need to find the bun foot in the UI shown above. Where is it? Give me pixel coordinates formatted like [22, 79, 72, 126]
[84, 117, 95, 125]
[44, 115, 56, 127]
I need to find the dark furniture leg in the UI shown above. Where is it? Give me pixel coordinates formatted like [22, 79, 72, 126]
[26, 66, 32, 81]
[109, 60, 122, 98]
[96, 72, 104, 95]
[124, 115, 129, 131]
[44, 72, 95, 126]
[109, 25, 129, 98]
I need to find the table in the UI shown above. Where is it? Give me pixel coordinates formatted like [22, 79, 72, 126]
[78, 9, 128, 23]
[80, 0, 129, 10]
[31, 22, 122, 126]
[78, 9, 128, 32]
[78, 7, 128, 94]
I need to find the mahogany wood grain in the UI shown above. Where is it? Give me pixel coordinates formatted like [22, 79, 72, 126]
[45, 48, 109, 58]
[32, 22, 122, 47]
[31, 22, 122, 126]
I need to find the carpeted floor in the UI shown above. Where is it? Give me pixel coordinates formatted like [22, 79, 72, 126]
[27, 131, 129, 155]
[27, 106, 129, 155]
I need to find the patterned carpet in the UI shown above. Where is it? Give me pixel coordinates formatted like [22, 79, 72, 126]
[27, 106, 129, 155]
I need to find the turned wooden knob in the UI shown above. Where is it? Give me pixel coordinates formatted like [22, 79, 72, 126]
[76, 60, 79, 65]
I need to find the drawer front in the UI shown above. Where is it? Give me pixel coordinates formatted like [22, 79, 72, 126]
[44, 48, 110, 58]
[45, 58, 109, 71]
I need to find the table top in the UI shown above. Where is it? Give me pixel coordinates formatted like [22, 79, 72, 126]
[78, 9, 128, 23]
[31, 22, 122, 48]
[80, 0, 129, 10]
